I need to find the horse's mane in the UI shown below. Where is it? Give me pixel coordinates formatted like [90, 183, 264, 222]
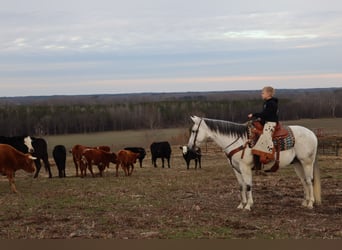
[203, 118, 248, 138]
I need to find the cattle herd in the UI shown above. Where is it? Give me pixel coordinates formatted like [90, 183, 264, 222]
[0, 136, 202, 193]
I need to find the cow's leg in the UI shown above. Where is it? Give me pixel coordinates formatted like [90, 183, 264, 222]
[33, 159, 42, 178]
[161, 158, 165, 168]
[98, 165, 103, 177]
[43, 156, 52, 178]
[73, 156, 79, 177]
[194, 159, 197, 170]
[62, 167, 66, 178]
[198, 157, 201, 169]
[115, 163, 120, 177]
[129, 164, 134, 176]
[186, 159, 190, 170]
[167, 157, 171, 168]
[7, 173, 18, 193]
[58, 167, 63, 178]
[123, 164, 129, 176]
[139, 159, 143, 168]
[88, 163, 95, 177]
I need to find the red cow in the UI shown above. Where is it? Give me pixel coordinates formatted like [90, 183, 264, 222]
[80, 148, 117, 177]
[0, 144, 36, 193]
[116, 150, 140, 177]
[71, 144, 110, 176]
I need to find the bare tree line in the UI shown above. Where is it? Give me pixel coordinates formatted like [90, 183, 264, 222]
[0, 88, 340, 136]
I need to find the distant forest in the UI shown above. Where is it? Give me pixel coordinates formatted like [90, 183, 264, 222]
[0, 88, 341, 136]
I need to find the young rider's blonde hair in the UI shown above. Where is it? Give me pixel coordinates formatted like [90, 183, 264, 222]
[263, 86, 275, 96]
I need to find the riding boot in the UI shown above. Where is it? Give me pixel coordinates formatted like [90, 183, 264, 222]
[252, 155, 262, 171]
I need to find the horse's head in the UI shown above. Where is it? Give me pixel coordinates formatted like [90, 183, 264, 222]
[188, 116, 208, 151]
[24, 136, 34, 153]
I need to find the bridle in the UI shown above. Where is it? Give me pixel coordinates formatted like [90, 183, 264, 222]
[191, 118, 203, 149]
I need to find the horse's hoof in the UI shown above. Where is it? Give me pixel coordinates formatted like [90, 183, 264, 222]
[301, 200, 308, 207]
[237, 203, 244, 209]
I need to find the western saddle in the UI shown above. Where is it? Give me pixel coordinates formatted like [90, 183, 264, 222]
[249, 120, 289, 173]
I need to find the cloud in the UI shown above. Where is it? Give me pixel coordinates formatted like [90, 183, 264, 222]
[0, 0, 341, 96]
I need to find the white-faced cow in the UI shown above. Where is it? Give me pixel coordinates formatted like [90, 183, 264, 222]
[0, 135, 34, 153]
[180, 146, 201, 170]
[124, 147, 146, 168]
[0, 144, 36, 193]
[150, 141, 172, 168]
[53, 145, 67, 178]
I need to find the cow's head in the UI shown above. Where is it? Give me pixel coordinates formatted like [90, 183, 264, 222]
[111, 153, 118, 164]
[24, 136, 34, 153]
[180, 146, 188, 155]
[25, 154, 37, 173]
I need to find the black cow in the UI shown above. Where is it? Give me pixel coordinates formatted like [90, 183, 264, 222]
[31, 137, 52, 178]
[53, 145, 67, 178]
[0, 135, 34, 153]
[180, 146, 201, 170]
[150, 141, 172, 168]
[124, 147, 146, 168]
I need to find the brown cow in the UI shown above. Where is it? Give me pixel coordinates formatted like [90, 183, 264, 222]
[116, 150, 140, 177]
[0, 144, 36, 193]
[71, 144, 111, 176]
[80, 148, 117, 177]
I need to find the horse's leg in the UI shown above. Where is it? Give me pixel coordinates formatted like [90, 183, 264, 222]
[240, 164, 254, 210]
[232, 168, 247, 209]
[293, 164, 310, 207]
[302, 161, 315, 209]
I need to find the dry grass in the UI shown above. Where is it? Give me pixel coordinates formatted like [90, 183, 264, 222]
[1, 119, 341, 239]
[0, 142, 341, 239]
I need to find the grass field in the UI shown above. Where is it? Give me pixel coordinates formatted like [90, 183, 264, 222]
[0, 118, 341, 239]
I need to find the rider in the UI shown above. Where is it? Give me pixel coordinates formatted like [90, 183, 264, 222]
[248, 86, 279, 165]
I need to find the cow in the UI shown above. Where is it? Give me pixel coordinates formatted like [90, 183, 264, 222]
[53, 145, 67, 178]
[116, 150, 140, 177]
[0, 144, 36, 193]
[31, 137, 52, 178]
[71, 144, 110, 177]
[0, 135, 34, 153]
[80, 148, 117, 177]
[0, 136, 50, 178]
[124, 147, 146, 168]
[150, 141, 172, 168]
[180, 146, 201, 170]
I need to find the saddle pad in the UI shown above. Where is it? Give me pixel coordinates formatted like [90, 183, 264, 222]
[273, 127, 295, 151]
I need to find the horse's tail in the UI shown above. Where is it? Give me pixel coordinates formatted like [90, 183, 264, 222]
[313, 156, 322, 205]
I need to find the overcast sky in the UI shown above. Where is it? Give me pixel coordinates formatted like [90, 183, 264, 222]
[1, 0, 341, 97]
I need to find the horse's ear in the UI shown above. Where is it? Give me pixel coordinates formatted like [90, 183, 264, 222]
[190, 116, 197, 122]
